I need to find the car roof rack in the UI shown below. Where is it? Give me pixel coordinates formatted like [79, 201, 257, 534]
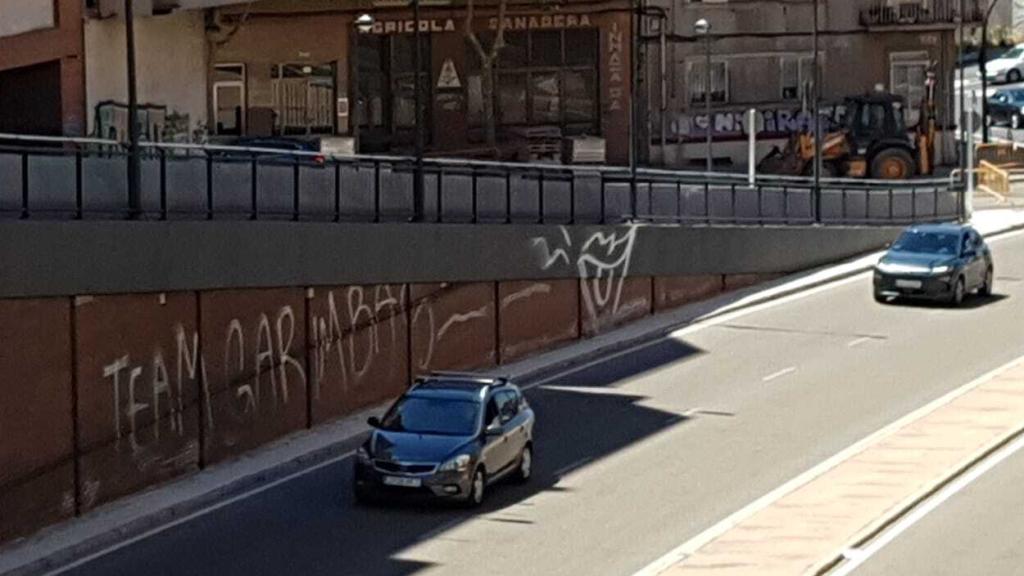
[416, 371, 510, 386]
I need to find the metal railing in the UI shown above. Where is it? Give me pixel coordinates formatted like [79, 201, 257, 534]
[0, 135, 965, 226]
[860, 0, 983, 27]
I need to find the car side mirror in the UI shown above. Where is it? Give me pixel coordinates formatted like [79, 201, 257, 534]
[485, 420, 503, 436]
[367, 416, 381, 428]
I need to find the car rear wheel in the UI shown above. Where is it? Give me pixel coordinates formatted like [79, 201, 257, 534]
[514, 445, 533, 484]
[950, 277, 966, 307]
[979, 268, 994, 297]
[1009, 69, 1023, 84]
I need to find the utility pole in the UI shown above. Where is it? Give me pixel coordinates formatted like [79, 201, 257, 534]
[812, 0, 821, 223]
[125, 0, 141, 218]
[980, 0, 1005, 143]
[413, 0, 425, 222]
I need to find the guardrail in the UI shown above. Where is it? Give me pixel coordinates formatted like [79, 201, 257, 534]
[0, 135, 965, 226]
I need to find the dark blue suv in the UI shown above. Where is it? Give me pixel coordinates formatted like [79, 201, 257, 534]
[873, 223, 994, 306]
[354, 373, 535, 507]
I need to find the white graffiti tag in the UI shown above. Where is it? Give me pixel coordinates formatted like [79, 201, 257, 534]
[531, 225, 638, 321]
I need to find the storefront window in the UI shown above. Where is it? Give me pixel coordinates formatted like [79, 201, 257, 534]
[498, 73, 528, 125]
[467, 27, 599, 135]
[531, 72, 560, 123]
[272, 63, 336, 135]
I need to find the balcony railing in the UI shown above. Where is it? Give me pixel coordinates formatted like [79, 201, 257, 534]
[860, 0, 983, 28]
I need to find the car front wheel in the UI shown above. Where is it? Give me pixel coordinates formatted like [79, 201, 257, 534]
[950, 277, 966, 307]
[464, 468, 486, 508]
[979, 268, 994, 297]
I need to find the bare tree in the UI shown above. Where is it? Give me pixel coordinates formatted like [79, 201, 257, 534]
[465, 0, 509, 148]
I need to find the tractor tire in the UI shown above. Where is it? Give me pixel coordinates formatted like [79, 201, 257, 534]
[870, 148, 916, 180]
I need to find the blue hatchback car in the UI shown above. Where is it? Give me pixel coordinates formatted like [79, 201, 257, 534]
[873, 223, 994, 306]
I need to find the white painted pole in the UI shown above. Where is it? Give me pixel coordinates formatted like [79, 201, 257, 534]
[966, 90, 976, 219]
[748, 108, 757, 187]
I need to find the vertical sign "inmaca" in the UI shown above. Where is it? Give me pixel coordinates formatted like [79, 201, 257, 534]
[607, 22, 624, 112]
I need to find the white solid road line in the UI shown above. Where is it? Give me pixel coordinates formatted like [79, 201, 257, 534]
[630, 354, 1024, 576]
[762, 367, 797, 382]
[45, 449, 359, 575]
[828, 431, 1024, 576]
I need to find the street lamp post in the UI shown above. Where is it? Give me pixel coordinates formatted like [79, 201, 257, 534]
[125, 0, 140, 218]
[695, 18, 712, 173]
[353, 15, 374, 154]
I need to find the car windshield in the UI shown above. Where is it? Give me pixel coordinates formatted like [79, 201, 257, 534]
[1002, 47, 1024, 59]
[379, 396, 480, 436]
[891, 231, 959, 255]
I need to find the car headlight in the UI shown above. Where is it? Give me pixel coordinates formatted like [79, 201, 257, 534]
[930, 264, 952, 274]
[357, 446, 372, 463]
[439, 454, 471, 473]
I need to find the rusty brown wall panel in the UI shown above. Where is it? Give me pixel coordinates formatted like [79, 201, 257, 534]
[724, 273, 782, 292]
[74, 293, 200, 511]
[307, 285, 409, 425]
[200, 289, 308, 465]
[499, 280, 579, 363]
[0, 298, 74, 542]
[581, 277, 653, 337]
[654, 276, 725, 312]
[410, 283, 497, 373]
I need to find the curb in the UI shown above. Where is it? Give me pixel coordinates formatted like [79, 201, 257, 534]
[4, 218, 1023, 576]
[814, 398, 1024, 576]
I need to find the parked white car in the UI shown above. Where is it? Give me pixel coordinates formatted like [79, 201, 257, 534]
[985, 45, 1024, 84]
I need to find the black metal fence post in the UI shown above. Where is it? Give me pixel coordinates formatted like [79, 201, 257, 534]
[293, 159, 301, 222]
[205, 154, 214, 220]
[250, 155, 259, 221]
[20, 152, 29, 219]
[75, 151, 83, 220]
[160, 149, 168, 221]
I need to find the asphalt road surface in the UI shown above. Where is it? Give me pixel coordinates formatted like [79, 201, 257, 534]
[62, 231, 1024, 576]
[848, 440, 1024, 576]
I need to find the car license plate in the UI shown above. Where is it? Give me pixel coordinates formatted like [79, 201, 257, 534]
[383, 476, 422, 488]
[895, 279, 922, 289]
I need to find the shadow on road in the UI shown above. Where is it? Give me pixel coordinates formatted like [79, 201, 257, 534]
[68, 340, 704, 576]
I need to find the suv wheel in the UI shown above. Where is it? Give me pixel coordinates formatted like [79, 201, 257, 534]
[980, 268, 994, 297]
[950, 277, 966, 307]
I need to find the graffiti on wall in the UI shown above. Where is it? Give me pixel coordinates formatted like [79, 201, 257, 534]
[532, 226, 640, 323]
[309, 285, 406, 404]
[670, 105, 841, 142]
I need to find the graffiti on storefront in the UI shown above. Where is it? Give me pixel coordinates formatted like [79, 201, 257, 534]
[670, 105, 840, 142]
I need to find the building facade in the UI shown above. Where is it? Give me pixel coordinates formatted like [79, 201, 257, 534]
[642, 0, 984, 168]
[0, 0, 86, 137]
[211, 0, 634, 163]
